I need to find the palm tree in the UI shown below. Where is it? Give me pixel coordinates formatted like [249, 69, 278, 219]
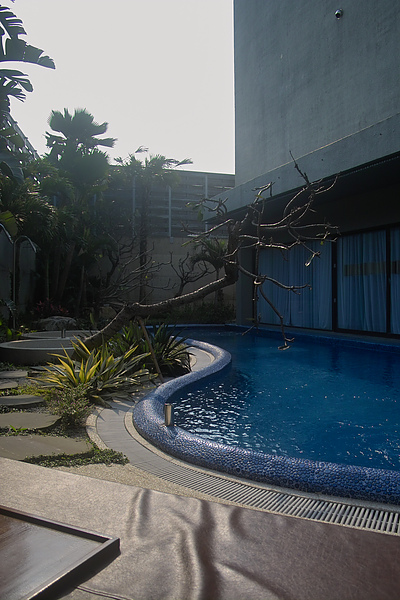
[0, 6, 55, 179]
[45, 108, 116, 162]
[114, 150, 192, 301]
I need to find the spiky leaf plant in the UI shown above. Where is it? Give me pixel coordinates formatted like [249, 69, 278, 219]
[39, 339, 150, 404]
[111, 321, 192, 376]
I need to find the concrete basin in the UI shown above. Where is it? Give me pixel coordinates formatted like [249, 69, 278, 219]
[0, 338, 78, 365]
[22, 330, 94, 340]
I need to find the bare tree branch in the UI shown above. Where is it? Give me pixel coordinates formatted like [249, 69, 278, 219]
[83, 160, 339, 350]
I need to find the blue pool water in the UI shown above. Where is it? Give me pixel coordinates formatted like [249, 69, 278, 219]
[174, 329, 400, 472]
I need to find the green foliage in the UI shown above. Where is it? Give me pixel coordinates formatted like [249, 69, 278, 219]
[46, 384, 91, 428]
[154, 301, 235, 324]
[0, 314, 12, 342]
[0, 361, 14, 372]
[191, 238, 228, 272]
[0, 208, 17, 236]
[6, 424, 28, 435]
[24, 447, 129, 468]
[45, 108, 116, 161]
[111, 321, 192, 376]
[149, 323, 191, 376]
[39, 339, 150, 404]
[0, 5, 54, 179]
[0, 7, 55, 69]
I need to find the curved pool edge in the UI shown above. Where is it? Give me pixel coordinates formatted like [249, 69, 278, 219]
[133, 338, 400, 506]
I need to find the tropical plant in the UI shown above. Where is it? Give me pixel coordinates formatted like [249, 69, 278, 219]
[148, 322, 191, 376]
[114, 150, 192, 301]
[0, 175, 56, 243]
[190, 238, 228, 305]
[0, 312, 12, 341]
[39, 339, 150, 404]
[0, 5, 55, 179]
[45, 108, 116, 161]
[23, 110, 117, 308]
[111, 321, 192, 376]
[46, 384, 91, 428]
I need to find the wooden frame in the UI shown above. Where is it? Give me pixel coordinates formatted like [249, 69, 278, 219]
[0, 505, 120, 600]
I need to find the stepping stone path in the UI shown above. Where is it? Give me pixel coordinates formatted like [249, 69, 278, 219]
[0, 370, 29, 379]
[0, 435, 92, 461]
[0, 381, 18, 390]
[0, 370, 30, 391]
[0, 412, 60, 431]
[0, 369, 92, 461]
[0, 395, 44, 409]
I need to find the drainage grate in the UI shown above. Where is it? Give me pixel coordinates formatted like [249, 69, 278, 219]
[147, 465, 400, 535]
[95, 401, 400, 536]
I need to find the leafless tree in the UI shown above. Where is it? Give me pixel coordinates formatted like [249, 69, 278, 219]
[83, 161, 338, 350]
[170, 252, 213, 298]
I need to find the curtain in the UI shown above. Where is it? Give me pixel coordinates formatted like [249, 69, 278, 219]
[390, 227, 400, 334]
[258, 241, 332, 329]
[337, 231, 386, 332]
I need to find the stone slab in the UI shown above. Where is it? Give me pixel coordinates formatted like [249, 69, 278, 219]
[0, 412, 60, 431]
[0, 381, 18, 390]
[0, 395, 44, 408]
[0, 370, 29, 379]
[0, 434, 92, 460]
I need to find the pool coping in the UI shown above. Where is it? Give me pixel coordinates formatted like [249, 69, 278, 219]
[133, 332, 400, 506]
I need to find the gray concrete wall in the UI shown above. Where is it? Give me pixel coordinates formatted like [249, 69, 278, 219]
[0, 236, 13, 320]
[234, 0, 400, 188]
[98, 236, 236, 308]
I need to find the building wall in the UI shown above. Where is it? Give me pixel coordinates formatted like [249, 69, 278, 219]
[102, 170, 236, 312]
[231, 1, 400, 333]
[234, 0, 400, 189]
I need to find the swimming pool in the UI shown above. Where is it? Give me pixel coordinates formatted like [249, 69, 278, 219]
[133, 327, 400, 504]
[174, 329, 400, 472]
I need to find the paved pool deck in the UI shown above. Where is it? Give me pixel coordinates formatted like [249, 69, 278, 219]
[87, 345, 400, 534]
[2, 347, 400, 598]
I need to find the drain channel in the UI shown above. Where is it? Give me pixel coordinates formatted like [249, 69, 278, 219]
[94, 403, 400, 537]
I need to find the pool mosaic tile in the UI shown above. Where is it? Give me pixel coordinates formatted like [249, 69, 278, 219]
[133, 335, 400, 505]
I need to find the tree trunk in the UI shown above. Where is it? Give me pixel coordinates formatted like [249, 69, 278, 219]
[56, 241, 76, 302]
[50, 243, 61, 299]
[83, 270, 238, 350]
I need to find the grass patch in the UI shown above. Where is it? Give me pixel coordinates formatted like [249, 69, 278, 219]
[0, 382, 45, 398]
[23, 447, 129, 468]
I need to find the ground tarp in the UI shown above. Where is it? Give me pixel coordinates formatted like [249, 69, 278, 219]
[1, 457, 400, 600]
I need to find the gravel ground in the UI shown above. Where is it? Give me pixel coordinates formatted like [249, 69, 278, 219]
[54, 462, 228, 503]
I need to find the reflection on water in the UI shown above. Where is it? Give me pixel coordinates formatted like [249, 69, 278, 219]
[174, 330, 400, 471]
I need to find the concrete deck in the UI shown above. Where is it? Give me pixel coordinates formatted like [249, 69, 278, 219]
[2, 457, 400, 600]
[1, 347, 400, 598]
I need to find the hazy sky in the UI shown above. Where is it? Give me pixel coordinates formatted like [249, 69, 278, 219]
[9, 0, 234, 173]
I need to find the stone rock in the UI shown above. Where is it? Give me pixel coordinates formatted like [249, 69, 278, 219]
[0, 412, 60, 431]
[0, 394, 44, 408]
[0, 370, 29, 379]
[0, 434, 92, 460]
[0, 381, 18, 391]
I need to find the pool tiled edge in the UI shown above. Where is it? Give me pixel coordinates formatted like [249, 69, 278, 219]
[133, 338, 400, 506]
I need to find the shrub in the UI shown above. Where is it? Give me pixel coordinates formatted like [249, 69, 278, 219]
[46, 384, 91, 428]
[154, 301, 235, 324]
[111, 321, 192, 377]
[34, 299, 69, 318]
[39, 339, 150, 404]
